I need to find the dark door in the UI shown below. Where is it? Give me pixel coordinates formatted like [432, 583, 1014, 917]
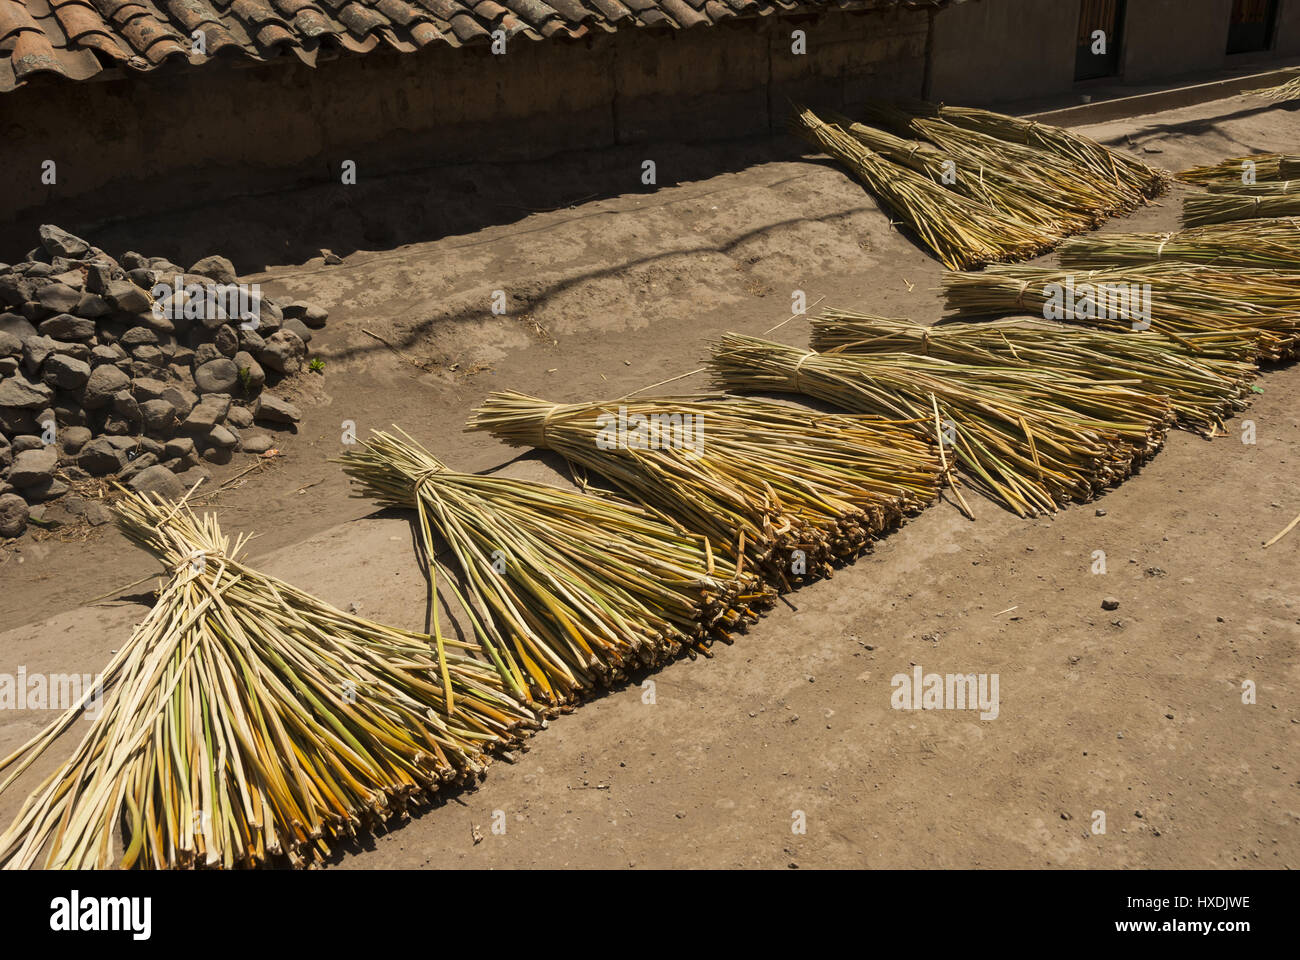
[1076, 0, 1127, 81]
[1227, 0, 1280, 54]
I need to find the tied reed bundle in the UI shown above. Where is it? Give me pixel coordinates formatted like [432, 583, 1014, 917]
[339, 430, 768, 707]
[923, 102, 1168, 201]
[1205, 181, 1300, 196]
[809, 313, 1257, 438]
[1178, 154, 1300, 184]
[911, 118, 1136, 222]
[468, 393, 941, 587]
[1058, 220, 1300, 271]
[790, 107, 1056, 270]
[709, 334, 1173, 518]
[856, 98, 1168, 205]
[1183, 193, 1300, 227]
[0, 491, 535, 870]
[941, 264, 1298, 361]
[829, 115, 1096, 234]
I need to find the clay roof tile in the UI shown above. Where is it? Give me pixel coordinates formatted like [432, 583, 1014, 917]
[1, 0, 957, 89]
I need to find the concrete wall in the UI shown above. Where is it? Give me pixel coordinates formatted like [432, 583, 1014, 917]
[929, 0, 1080, 104]
[1122, 0, 1234, 81]
[931, 0, 1300, 100]
[1276, 0, 1300, 56]
[0, 10, 930, 228]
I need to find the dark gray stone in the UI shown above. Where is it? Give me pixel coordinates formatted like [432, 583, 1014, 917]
[59, 425, 92, 454]
[194, 358, 239, 394]
[139, 398, 176, 434]
[258, 330, 305, 375]
[192, 342, 222, 367]
[39, 225, 90, 258]
[188, 255, 237, 285]
[0, 493, 28, 537]
[180, 398, 228, 433]
[284, 301, 328, 328]
[82, 261, 114, 294]
[90, 344, 126, 365]
[213, 324, 238, 357]
[56, 341, 91, 363]
[21, 334, 58, 374]
[35, 283, 82, 314]
[48, 270, 85, 290]
[112, 390, 142, 422]
[23, 476, 68, 502]
[238, 326, 265, 353]
[74, 293, 113, 318]
[232, 351, 265, 392]
[126, 268, 156, 289]
[254, 393, 301, 424]
[0, 373, 53, 409]
[130, 345, 167, 367]
[42, 353, 91, 389]
[81, 363, 130, 409]
[100, 415, 135, 435]
[164, 436, 198, 469]
[118, 325, 157, 348]
[128, 463, 185, 500]
[104, 279, 151, 314]
[135, 308, 175, 335]
[8, 446, 57, 487]
[131, 377, 167, 402]
[281, 316, 313, 345]
[0, 314, 36, 340]
[0, 406, 38, 435]
[225, 404, 253, 429]
[52, 400, 87, 428]
[240, 428, 276, 454]
[160, 384, 197, 417]
[207, 424, 237, 448]
[118, 452, 159, 482]
[38, 313, 95, 341]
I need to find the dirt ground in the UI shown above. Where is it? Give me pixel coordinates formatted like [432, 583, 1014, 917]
[0, 94, 1296, 869]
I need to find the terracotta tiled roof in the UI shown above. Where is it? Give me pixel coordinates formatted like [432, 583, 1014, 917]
[0, 0, 953, 91]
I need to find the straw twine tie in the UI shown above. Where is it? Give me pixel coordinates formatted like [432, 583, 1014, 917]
[412, 463, 446, 496]
[793, 350, 817, 391]
[1015, 279, 1031, 311]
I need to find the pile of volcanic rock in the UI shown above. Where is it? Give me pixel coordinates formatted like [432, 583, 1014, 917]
[0, 224, 328, 539]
